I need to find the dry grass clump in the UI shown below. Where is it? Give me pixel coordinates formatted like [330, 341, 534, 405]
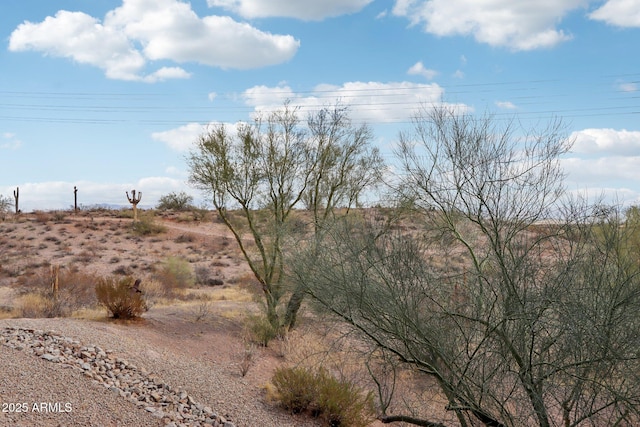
[13, 266, 101, 317]
[95, 276, 147, 319]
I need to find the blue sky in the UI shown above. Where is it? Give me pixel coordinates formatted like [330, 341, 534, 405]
[1, 0, 639, 211]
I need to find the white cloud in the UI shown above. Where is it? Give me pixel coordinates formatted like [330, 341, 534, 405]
[142, 67, 192, 83]
[564, 186, 640, 208]
[207, 0, 372, 20]
[618, 82, 638, 92]
[242, 81, 455, 124]
[407, 61, 438, 80]
[152, 122, 207, 151]
[589, 0, 640, 27]
[495, 100, 517, 110]
[560, 127, 640, 207]
[1, 133, 22, 150]
[208, 92, 218, 101]
[452, 70, 465, 79]
[563, 156, 640, 182]
[9, 0, 300, 81]
[570, 128, 640, 155]
[9, 10, 147, 81]
[392, 0, 588, 50]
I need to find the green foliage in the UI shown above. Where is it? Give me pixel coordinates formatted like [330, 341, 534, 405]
[271, 366, 317, 413]
[131, 214, 166, 236]
[271, 366, 375, 427]
[188, 102, 386, 330]
[154, 257, 194, 291]
[157, 191, 194, 211]
[244, 313, 283, 346]
[95, 276, 147, 319]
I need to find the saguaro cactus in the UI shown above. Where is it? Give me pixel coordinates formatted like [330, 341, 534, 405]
[74, 186, 78, 214]
[13, 187, 19, 214]
[126, 189, 142, 220]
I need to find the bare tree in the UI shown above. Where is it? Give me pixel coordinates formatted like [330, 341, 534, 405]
[188, 101, 384, 330]
[291, 107, 640, 426]
[0, 194, 11, 221]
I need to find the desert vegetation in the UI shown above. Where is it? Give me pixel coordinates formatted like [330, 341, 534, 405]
[2, 103, 639, 426]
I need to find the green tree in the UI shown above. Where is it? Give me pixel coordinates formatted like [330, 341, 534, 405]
[292, 107, 640, 426]
[156, 191, 194, 211]
[188, 101, 384, 330]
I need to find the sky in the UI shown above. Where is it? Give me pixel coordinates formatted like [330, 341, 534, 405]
[0, 0, 639, 212]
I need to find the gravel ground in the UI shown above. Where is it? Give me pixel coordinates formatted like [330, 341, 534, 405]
[0, 317, 321, 427]
[0, 343, 164, 427]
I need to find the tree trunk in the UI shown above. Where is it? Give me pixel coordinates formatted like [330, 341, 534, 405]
[283, 285, 305, 330]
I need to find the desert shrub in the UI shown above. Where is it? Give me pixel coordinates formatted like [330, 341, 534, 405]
[33, 210, 52, 223]
[272, 366, 318, 414]
[14, 266, 100, 317]
[175, 233, 195, 243]
[157, 191, 194, 211]
[195, 265, 225, 287]
[314, 370, 375, 427]
[131, 215, 166, 236]
[95, 276, 147, 319]
[52, 210, 67, 222]
[245, 313, 283, 346]
[16, 293, 66, 318]
[0, 195, 12, 221]
[190, 205, 209, 222]
[153, 257, 194, 292]
[271, 366, 375, 426]
[117, 208, 134, 219]
[194, 265, 211, 285]
[112, 265, 132, 276]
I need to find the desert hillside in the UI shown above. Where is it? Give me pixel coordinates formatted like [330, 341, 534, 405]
[0, 208, 334, 427]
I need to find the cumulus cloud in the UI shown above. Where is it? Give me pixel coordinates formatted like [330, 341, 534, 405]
[562, 126, 640, 205]
[392, 0, 587, 50]
[589, 0, 640, 27]
[242, 81, 455, 123]
[407, 61, 438, 80]
[495, 101, 517, 110]
[8, 0, 300, 81]
[563, 156, 640, 182]
[142, 67, 192, 83]
[207, 0, 372, 20]
[570, 128, 640, 155]
[152, 122, 207, 151]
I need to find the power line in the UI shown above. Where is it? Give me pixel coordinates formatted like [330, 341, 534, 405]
[0, 74, 638, 126]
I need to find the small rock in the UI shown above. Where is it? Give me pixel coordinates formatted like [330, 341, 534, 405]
[41, 354, 59, 362]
